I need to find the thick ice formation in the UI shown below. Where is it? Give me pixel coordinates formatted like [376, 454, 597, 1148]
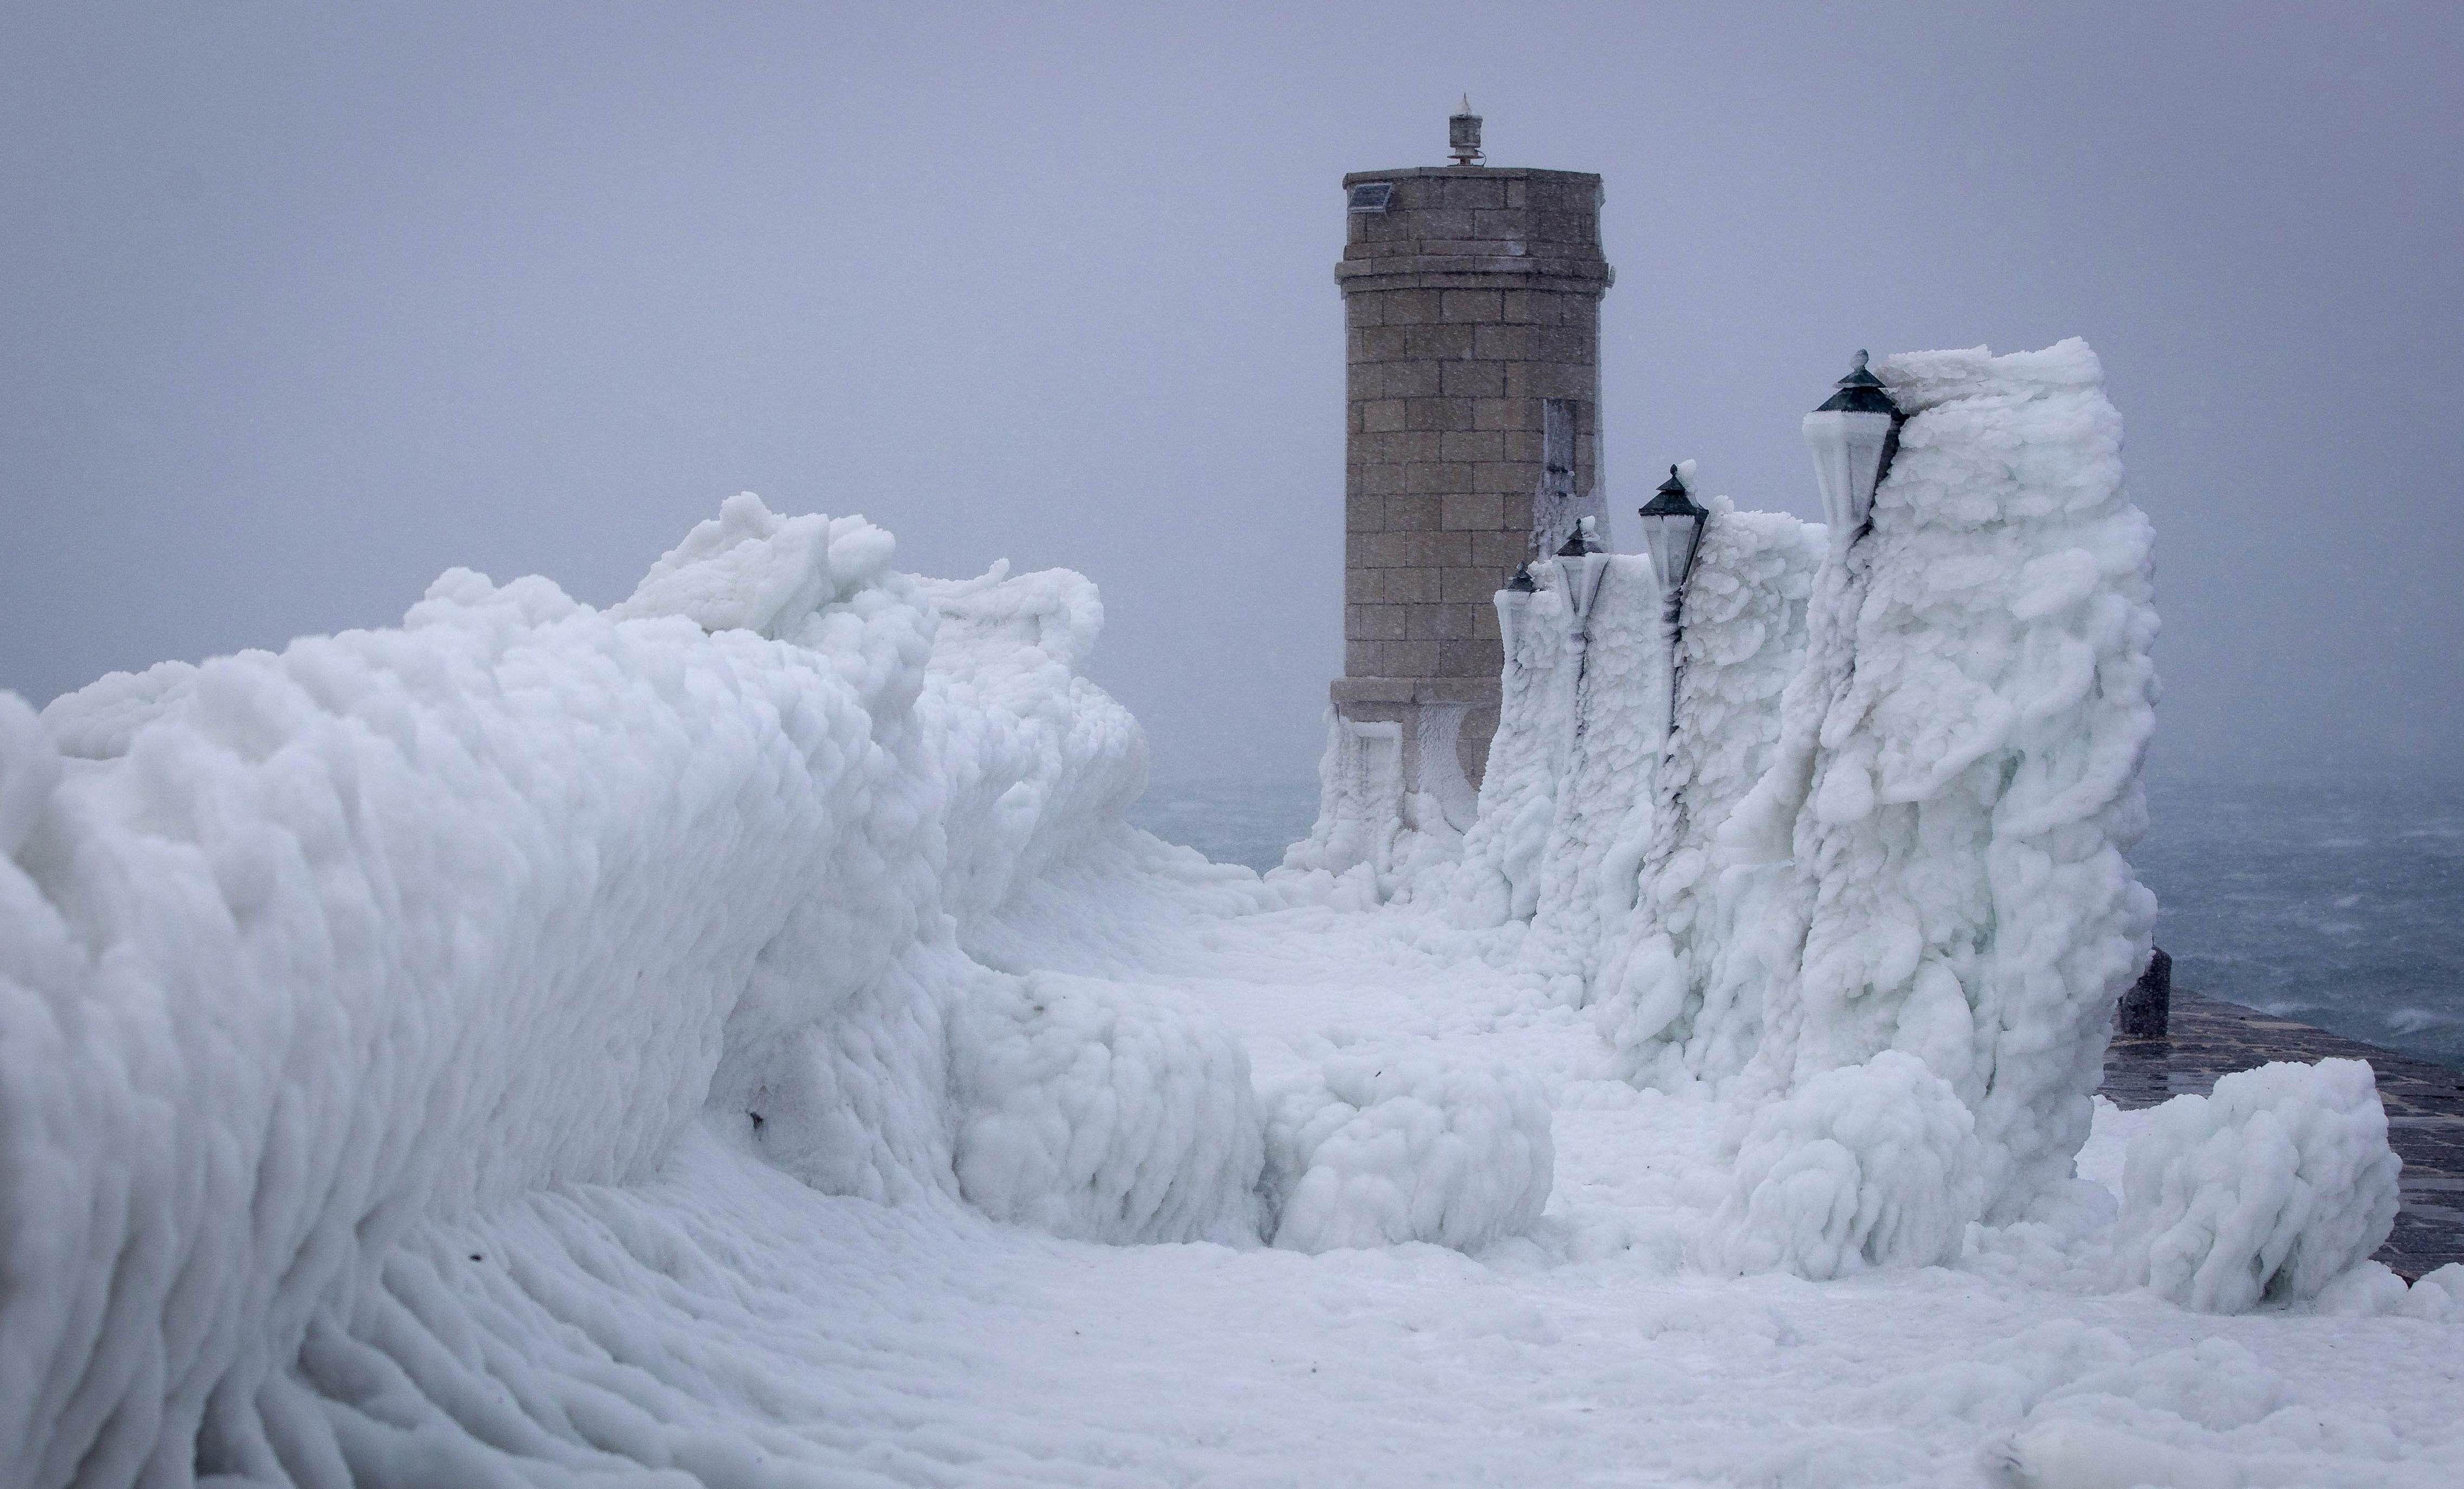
[2110, 1058, 2402, 1312]
[1278, 708, 1407, 902]
[1518, 556, 1670, 1004]
[1726, 340, 2159, 1220]
[1391, 488, 1820, 1064]
[1260, 1051, 1553, 1254]
[1440, 577, 1579, 925]
[0, 494, 1172, 1484]
[1592, 501, 1821, 1090]
[1380, 341, 2152, 1273]
[1707, 1051, 1985, 1279]
[916, 558, 1147, 920]
[950, 970, 1264, 1245]
[1294, 344, 2152, 1253]
[611, 489, 896, 638]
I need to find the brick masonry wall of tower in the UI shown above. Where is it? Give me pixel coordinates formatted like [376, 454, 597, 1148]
[1332, 164, 1612, 789]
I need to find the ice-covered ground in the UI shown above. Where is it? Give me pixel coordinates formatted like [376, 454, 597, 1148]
[7, 349, 2463, 1484]
[984, 865, 2464, 1487]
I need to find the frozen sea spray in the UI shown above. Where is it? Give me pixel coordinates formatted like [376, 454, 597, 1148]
[0, 495, 1155, 1485]
[1260, 1051, 1553, 1254]
[2110, 1058, 2401, 1313]
[1444, 575, 1580, 925]
[950, 970, 1265, 1246]
[1707, 1051, 1985, 1279]
[1593, 501, 1820, 1090]
[1278, 707, 1408, 900]
[1519, 556, 1671, 1002]
[1731, 339, 2158, 1221]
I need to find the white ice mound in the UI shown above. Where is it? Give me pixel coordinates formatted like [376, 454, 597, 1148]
[1709, 1051, 1985, 1279]
[951, 970, 1265, 1245]
[612, 489, 898, 640]
[1260, 1051, 1553, 1253]
[1979, 1333, 2436, 1487]
[1, 495, 1155, 1485]
[1982, 1419, 2241, 1489]
[1446, 577, 1579, 925]
[2109, 1057, 2401, 1312]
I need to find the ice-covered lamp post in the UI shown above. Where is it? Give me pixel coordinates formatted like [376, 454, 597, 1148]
[1497, 561, 1538, 661]
[1800, 351, 1901, 549]
[1637, 465, 1710, 625]
[1636, 464, 1710, 735]
[1548, 516, 1612, 763]
[1554, 516, 1610, 640]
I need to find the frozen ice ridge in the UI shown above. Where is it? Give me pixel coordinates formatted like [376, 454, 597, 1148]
[0, 491, 1566, 1485]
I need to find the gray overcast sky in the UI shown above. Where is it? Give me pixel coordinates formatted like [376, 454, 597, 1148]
[4, 1, 2459, 783]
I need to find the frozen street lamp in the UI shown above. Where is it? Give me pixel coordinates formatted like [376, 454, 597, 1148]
[1801, 351, 1901, 547]
[1497, 561, 1538, 661]
[1637, 465, 1710, 618]
[1637, 465, 1710, 735]
[1554, 516, 1610, 639]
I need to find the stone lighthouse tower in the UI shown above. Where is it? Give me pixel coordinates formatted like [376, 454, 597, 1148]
[1328, 105, 1612, 830]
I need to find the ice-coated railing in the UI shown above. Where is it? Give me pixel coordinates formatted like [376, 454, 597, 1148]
[1403, 340, 2164, 1246]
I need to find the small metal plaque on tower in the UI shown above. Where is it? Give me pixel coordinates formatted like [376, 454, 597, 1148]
[1347, 182, 1394, 213]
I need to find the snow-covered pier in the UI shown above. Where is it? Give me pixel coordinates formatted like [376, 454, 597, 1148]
[9, 348, 2463, 1484]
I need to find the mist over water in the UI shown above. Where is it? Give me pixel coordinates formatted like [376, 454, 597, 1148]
[2137, 773, 2464, 1073]
[1127, 777, 1325, 879]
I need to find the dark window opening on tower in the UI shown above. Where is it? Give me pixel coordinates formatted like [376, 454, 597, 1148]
[1543, 399, 1579, 481]
[1346, 183, 1394, 213]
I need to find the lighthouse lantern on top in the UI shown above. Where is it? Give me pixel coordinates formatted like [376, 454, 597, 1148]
[1448, 97, 1483, 165]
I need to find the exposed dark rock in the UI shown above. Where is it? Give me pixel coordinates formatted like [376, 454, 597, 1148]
[2117, 946, 2171, 1038]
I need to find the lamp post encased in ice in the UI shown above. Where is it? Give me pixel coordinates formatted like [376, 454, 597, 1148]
[1554, 516, 1611, 639]
[1801, 350, 1901, 549]
[1637, 464, 1711, 736]
[1637, 465, 1710, 614]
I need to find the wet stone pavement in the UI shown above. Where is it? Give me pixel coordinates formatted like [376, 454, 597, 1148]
[2101, 992, 2464, 1281]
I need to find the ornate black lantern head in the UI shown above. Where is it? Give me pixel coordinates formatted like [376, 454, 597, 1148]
[1816, 349, 1899, 416]
[1507, 562, 1537, 593]
[1638, 466, 1708, 523]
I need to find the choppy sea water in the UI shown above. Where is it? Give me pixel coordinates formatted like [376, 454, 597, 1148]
[2137, 774, 2464, 1073]
[1125, 778, 1322, 880]
[1128, 772, 2464, 1073]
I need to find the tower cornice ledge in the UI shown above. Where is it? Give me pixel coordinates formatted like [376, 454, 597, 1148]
[1340, 165, 1600, 184]
[1329, 677, 1503, 708]
[1333, 256, 1613, 292]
